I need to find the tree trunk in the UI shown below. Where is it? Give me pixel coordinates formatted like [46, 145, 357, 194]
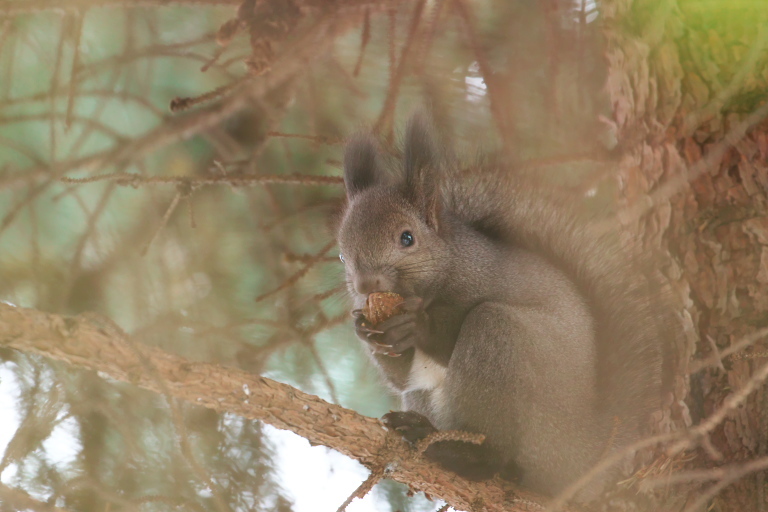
[605, 1, 768, 510]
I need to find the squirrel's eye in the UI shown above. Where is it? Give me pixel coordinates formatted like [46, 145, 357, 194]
[400, 231, 414, 247]
[339, 254, 345, 263]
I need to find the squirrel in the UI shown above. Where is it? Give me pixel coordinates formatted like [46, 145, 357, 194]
[336, 113, 674, 501]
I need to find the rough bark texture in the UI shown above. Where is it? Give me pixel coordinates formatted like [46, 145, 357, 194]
[0, 302, 555, 512]
[604, 0, 768, 510]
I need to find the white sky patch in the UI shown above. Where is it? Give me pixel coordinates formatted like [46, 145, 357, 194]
[465, 76, 487, 102]
[573, 0, 599, 23]
[267, 426, 382, 512]
[464, 61, 487, 102]
[0, 365, 22, 482]
[42, 414, 82, 469]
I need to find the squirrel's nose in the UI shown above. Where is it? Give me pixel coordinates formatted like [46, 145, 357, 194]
[355, 274, 392, 295]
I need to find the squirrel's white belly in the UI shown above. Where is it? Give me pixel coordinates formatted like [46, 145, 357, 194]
[407, 348, 446, 390]
[407, 348, 449, 420]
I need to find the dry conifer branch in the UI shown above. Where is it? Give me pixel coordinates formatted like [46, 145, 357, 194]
[266, 131, 343, 145]
[141, 191, 183, 256]
[170, 79, 249, 113]
[4, 89, 166, 118]
[0, 0, 239, 15]
[336, 465, 386, 512]
[253, 239, 337, 304]
[60, 172, 344, 187]
[2, 15, 342, 195]
[0, 302, 552, 512]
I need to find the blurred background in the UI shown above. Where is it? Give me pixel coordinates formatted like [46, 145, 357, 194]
[0, 0, 767, 510]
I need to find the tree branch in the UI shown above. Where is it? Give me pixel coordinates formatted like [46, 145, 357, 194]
[0, 302, 550, 512]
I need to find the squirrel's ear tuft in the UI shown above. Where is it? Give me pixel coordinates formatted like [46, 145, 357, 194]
[404, 112, 441, 231]
[343, 134, 381, 197]
[404, 112, 438, 181]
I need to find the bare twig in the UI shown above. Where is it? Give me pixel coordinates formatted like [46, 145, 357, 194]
[141, 190, 182, 256]
[336, 465, 386, 512]
[374, 0, 426, 135]
[61, 171, 343, 187]
[688, 327, 768, 374]
[682, 457, 768, 512]
[253, 239, 336, 304]
[668, 359, 768, 457]
[0, 0, 238, 15]
[453, 0, 510, 149]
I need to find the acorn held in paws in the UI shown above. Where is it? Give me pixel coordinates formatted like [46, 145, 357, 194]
[363, 292, 405, 326]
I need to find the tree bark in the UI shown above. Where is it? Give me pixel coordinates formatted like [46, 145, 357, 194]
[604, 0, 768, 510]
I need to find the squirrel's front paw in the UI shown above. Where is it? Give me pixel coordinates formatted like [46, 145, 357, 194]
[382, 410, 437, 443]
[353, 297, 427, 356]
[383, 411, 503, 482]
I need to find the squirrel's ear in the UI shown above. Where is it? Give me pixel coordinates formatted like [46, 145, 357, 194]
[343, 134, 381, 198]
[404, 113, 441, 231]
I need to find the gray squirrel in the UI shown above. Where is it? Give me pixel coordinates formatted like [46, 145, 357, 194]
[336, 114, 673, 500]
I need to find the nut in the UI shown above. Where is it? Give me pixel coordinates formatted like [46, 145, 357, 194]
[362, 292, 404, 326]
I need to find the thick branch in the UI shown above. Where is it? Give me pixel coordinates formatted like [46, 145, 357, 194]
[0, 303, 549, 512]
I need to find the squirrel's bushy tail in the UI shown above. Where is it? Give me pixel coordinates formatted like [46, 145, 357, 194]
[449, 166, 676, 430]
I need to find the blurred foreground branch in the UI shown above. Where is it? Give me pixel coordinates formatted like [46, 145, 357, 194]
[0, 302, 549, 512]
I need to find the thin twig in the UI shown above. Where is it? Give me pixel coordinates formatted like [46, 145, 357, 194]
[683, 456, 768, 512]
[306, 340, 341, 405]
[374, 0, 426, 135]
[549, 338, 768, 511]
[453, 0, 510, 148]
[61, 172, 343, 187]
[170, 78, 248, 112]
[689, 328, 768, 373]
[353, 8, 371, 77]
[0, 0, 238, 15]
[65, 10, 84, 129]
[254, 240, 336, 304]
[668, 359, 768, 457]
[266, 131, 343, 145]
[336, 466, 386, 512]
[141, 191, 182, 256]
